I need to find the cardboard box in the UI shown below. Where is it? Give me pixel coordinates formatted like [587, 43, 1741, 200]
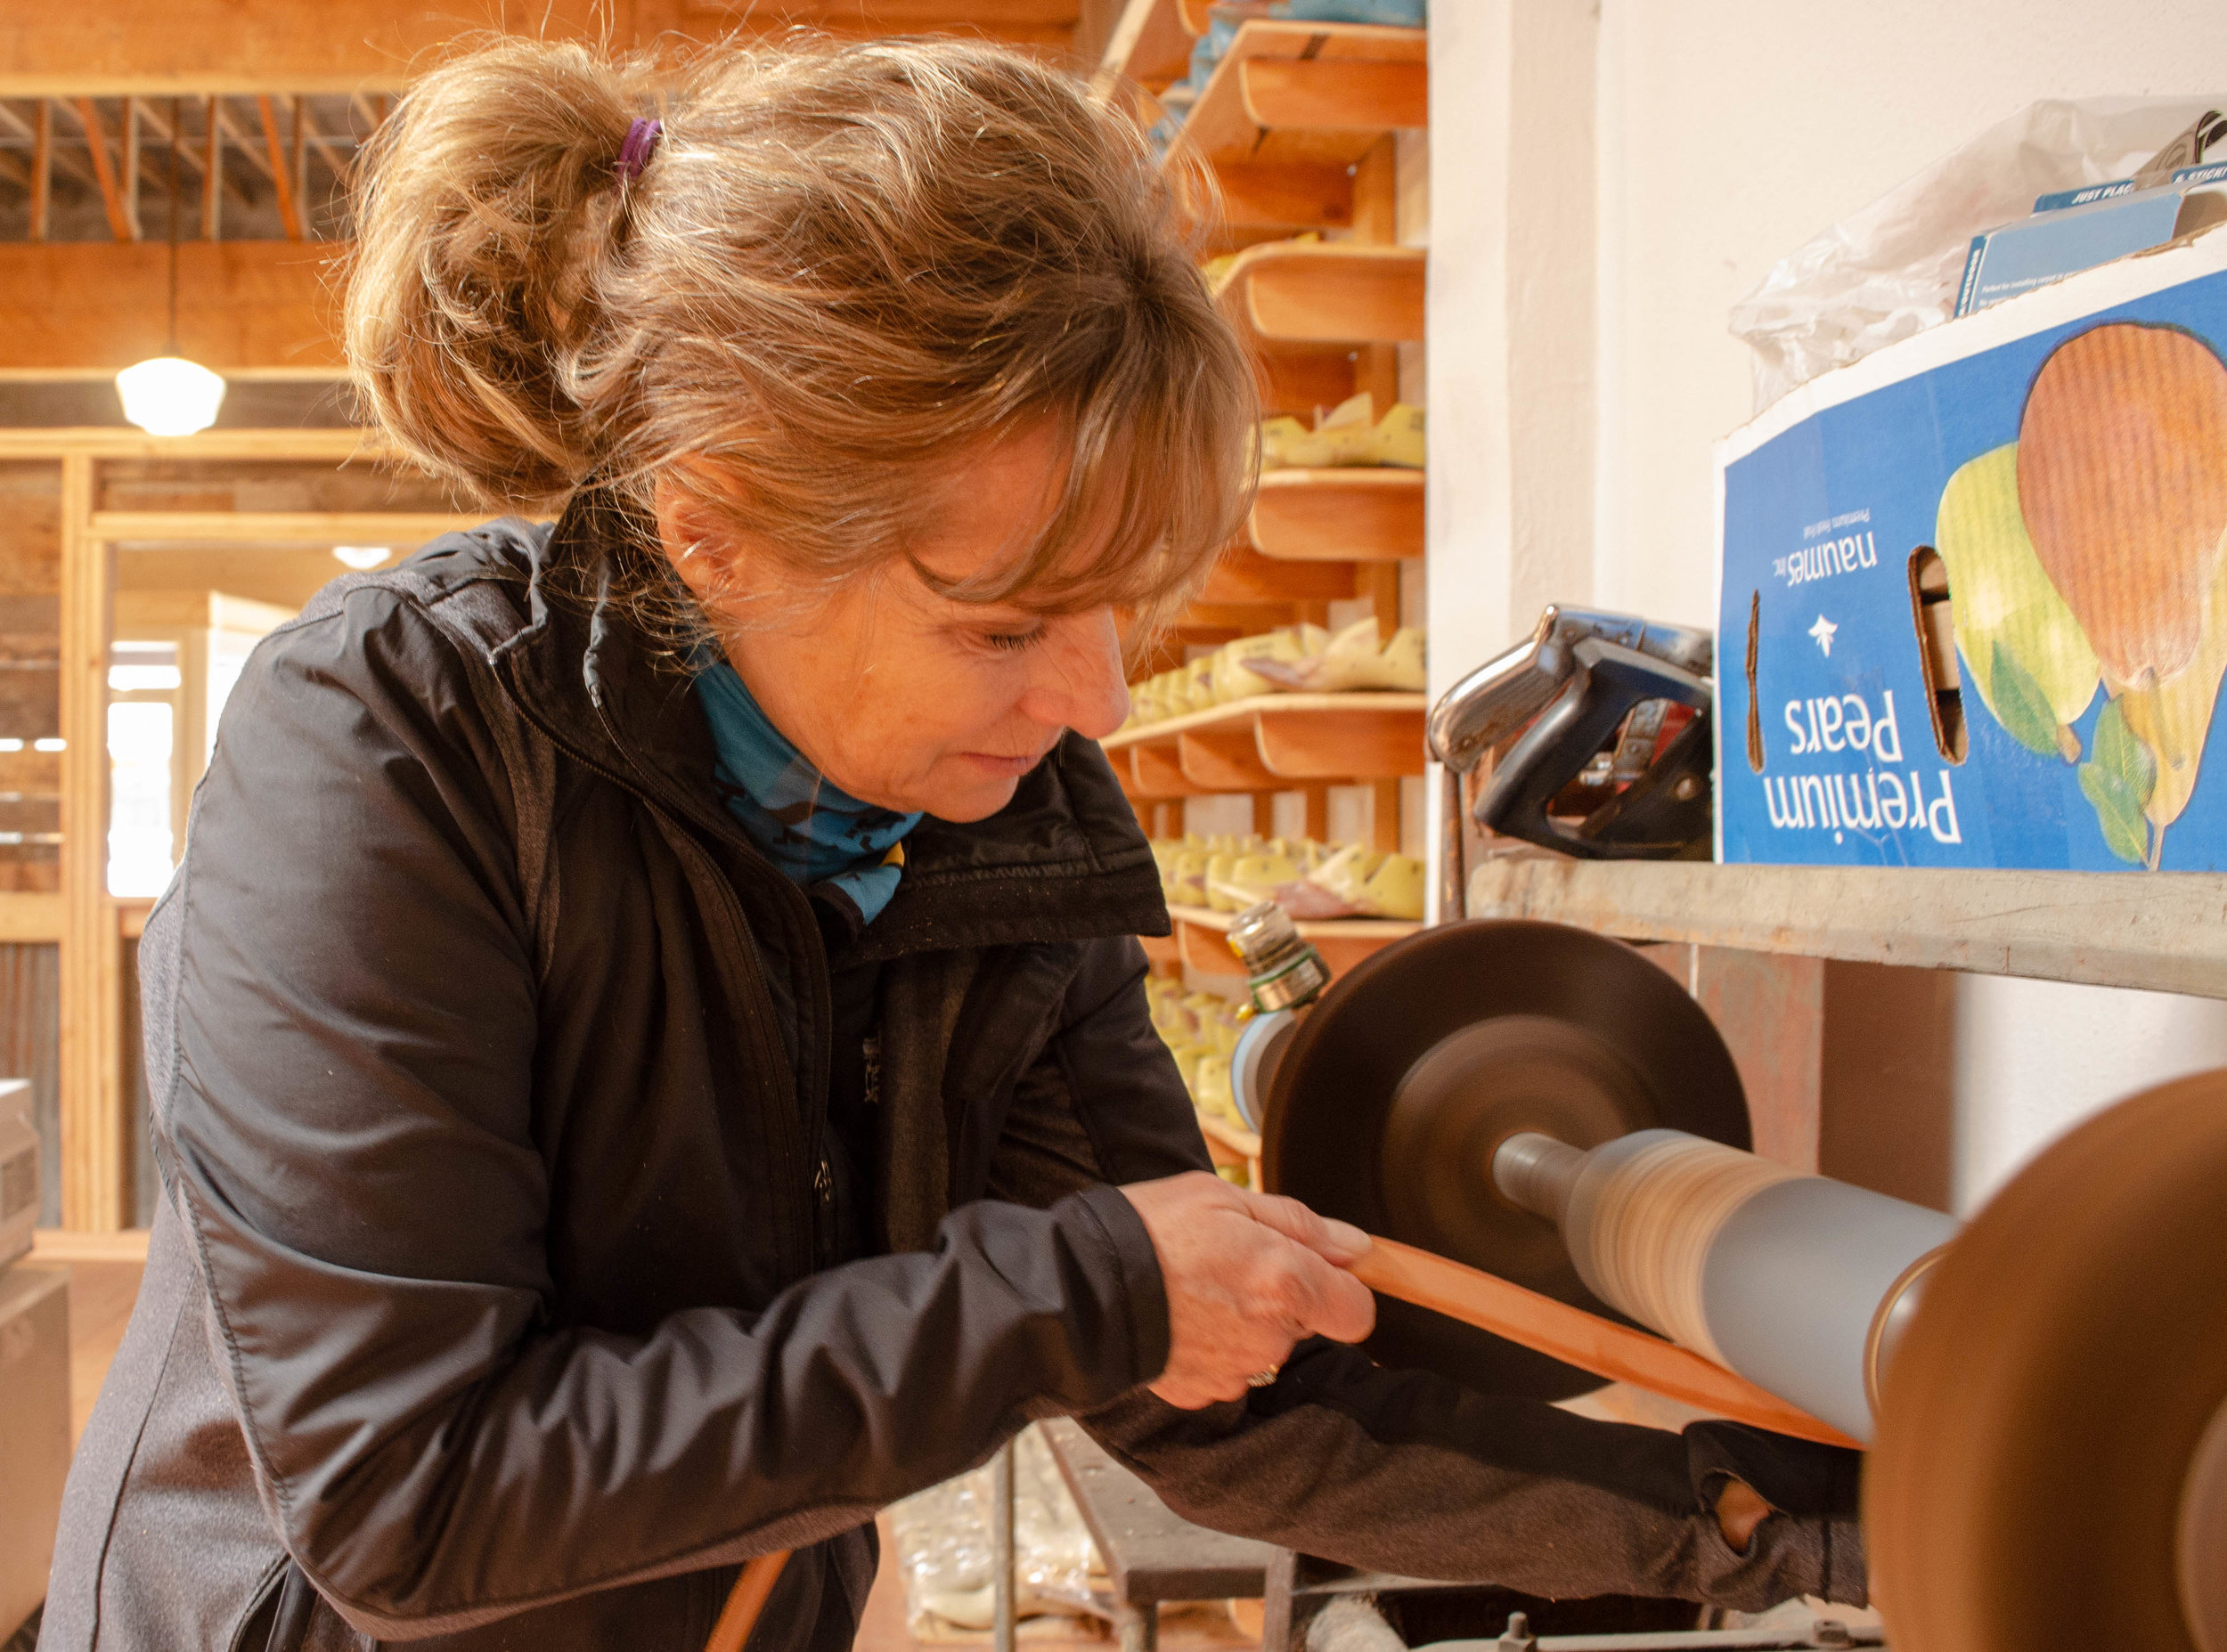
[1957, 173, 2227, 315]
[2032, 156, 2227, 214]
[1717, 229, 2227, 871]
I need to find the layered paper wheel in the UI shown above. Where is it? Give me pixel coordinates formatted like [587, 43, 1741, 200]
[1866, 1069, 2227, 1651]
[1260, 919, 1749, 1400]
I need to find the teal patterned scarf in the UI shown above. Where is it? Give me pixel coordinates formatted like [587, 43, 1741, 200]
[694, 658, 922, 924]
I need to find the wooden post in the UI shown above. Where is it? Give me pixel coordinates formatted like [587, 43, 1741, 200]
[1368, 779, 1401, 852]
[1349, 134, 1407, 855]
[58, 455, 123, 1232]
[175, 624, 211, 850]
[201, 94, 221, 240]
[29, 102, 51, 242]
[1349, 135, 1401, 411]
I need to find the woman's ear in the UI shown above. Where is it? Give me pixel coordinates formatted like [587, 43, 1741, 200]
[653, 469, 736, 606]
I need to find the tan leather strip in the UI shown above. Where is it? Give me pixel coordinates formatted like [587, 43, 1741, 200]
[1352, 1237, 1862, 1450]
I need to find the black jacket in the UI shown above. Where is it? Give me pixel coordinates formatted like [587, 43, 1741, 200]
[44, 499, 1864, 1651]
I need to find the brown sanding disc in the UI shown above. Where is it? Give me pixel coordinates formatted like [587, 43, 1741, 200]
[1260, 919, 1749, 1400]
[1867, 1069, 2227, 1652]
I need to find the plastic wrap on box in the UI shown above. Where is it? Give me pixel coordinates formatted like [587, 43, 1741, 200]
[1730, 97, 2225, 414]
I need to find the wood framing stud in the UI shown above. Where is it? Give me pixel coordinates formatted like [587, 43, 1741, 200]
[202, 94, 220, 239]
[30, 102, 52, 241]
[211, 102, 273, 184]
[290, 96, 308, 237]
[58, 453, 125, 1233]
[120, 97, 143, 241]
[73, 99, 136, 243]
[257, 95, 304, 240]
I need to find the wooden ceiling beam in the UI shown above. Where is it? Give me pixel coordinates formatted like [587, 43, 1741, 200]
[66, 99, 136, 243]
[211, 101, 275, 185]
[29, 102, 51, 241]
[0, 100, 101, 194]
[0, 2, 1076, 95]
[255, 95, 303, 240]
[0, 241, 341, 373]
[0, 2, 645, 94]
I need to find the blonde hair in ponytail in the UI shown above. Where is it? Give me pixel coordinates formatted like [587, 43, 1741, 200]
[344, 33, 1256, 644]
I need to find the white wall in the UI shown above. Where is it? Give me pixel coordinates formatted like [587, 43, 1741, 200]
[1952, 975, 2227, 1210]
[1593, 0, 2227, 626]
[1426, 0, 2227, 1200]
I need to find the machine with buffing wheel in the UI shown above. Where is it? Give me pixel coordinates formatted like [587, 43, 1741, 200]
[1203, 620, 2227, 1652]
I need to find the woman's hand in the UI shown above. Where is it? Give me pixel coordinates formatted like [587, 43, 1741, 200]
[1117, 1172, 1377, 1409]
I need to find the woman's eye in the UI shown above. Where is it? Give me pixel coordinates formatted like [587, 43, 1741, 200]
[981, 627, 1045, 654]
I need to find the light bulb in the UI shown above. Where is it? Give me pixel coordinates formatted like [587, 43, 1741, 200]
[114, 356, 226, 437]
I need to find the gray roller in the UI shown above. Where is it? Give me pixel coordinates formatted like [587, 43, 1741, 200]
[1493, 1128, 1958, 1442]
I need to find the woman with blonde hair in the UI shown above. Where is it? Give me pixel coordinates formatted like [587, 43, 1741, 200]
[45, 33, 1864, 1652]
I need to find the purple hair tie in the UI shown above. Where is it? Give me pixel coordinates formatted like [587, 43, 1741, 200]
[617, 118, 663, 185]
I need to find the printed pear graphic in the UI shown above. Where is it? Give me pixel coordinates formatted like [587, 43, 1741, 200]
[2019, 323, 2227, 687]
[2116, 526, 2227, 847]
[2019, 322, 2227, 867]
[1934, 443, 2099, 760]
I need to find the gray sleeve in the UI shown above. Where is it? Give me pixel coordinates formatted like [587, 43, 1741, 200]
[991, 949, 1867, 1613]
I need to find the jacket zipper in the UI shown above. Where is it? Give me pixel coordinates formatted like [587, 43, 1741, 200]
[494, 655, 827, 1283]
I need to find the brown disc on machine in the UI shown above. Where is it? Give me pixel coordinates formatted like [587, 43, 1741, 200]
[1261, 919, 1748, 1400]
[1866, 1068, 2227, 1652]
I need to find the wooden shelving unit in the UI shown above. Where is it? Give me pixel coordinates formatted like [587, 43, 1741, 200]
[1466, 859, 2227, 1001]
[1106, 10, 1432, 1152]
[1168, 900, 1419, 980]
[1252, 468, 1422, 562]
[1106, 693, 1426, 797]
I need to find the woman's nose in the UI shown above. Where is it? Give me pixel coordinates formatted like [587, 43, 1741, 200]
[1024, 609, 1130, 740]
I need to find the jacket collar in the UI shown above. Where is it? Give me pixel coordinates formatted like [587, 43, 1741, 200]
[482, 492, 1171, 961]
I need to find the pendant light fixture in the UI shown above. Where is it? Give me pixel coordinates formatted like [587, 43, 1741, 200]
[115, 97, 225, 437]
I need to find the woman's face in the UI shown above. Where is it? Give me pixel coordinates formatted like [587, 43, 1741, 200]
[656, 426, 1132, 823]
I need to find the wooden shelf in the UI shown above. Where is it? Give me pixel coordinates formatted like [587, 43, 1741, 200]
[1197, 545, 1356, 605]
[1106, 692, 1425, 796]
[1220, 242, 1424, 345]
[1185, 21, 1425, 189]
[1251, 468, 1422, 561]
[1170, 900, 1420, 979]
[1465, 859, 2227, 1001]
